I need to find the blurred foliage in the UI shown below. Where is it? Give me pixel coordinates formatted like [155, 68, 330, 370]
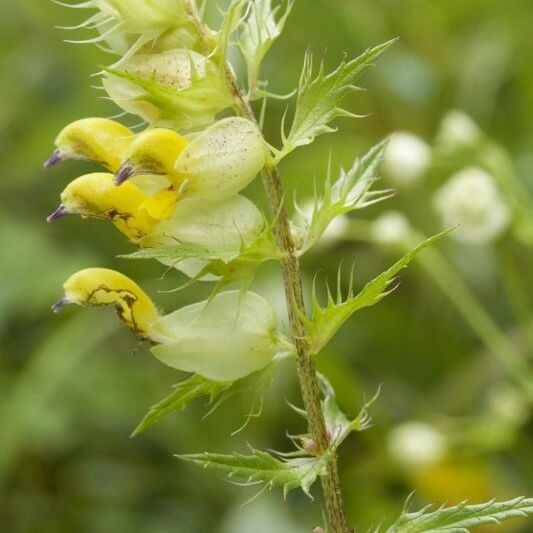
[0, 1, 531, 532]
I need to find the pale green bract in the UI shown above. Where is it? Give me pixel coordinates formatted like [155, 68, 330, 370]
[294, 139, 394, 254]
[301, 229, 453, 356]
[319, 375, 378, 449]
[239, 0, 294, 96]
[178, 447, 327, 498]
[103, 49, 234, 129]
[385, 497, 533, 532]
[278, 39, 397, 160]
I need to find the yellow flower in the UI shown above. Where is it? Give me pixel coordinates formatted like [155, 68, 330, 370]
[116, 118, 266, 200]
[54, 269, 280, 381]
[47, 173, 264, 277]
[43, 118, 134, 172]
[53, 268, 161, 338]
[115, 127, 189, 188]
[47, 172, 164, 241]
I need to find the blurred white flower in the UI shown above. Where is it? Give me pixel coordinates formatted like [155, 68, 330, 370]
[383, 131, 431, 185]
[433, 167, 511, 244]
[388, 421, 447, 469]
[487, 386, 530, 426]
[322, 214, 350, 243]
[371, 210, 412, 245]
[436, 110, 482, 150]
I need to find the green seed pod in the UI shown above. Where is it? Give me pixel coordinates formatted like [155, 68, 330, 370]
[175, 117, 266, 198]
[149, 290, 280, 381]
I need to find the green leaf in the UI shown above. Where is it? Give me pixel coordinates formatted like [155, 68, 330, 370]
[319, 374, 378, 449]
[295, 139, 394, 254]
[279, 39, 396, 160]
[212, 0, 248, 64]
[132, 363, 283, 437]
[386, 497, 533, 532]
[131, 374, 232, 436]
[239, 0, 293, 96]
[103, 59, 234, 129]
[303, 229, 452, 355]
[178, 446, 327, 498]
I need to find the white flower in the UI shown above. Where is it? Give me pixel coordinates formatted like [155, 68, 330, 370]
[433, 167, 511, 244]
[383, 132, 431, 185]
[149, 291, 280, 381]
[371, 210, 412, 245]
[436, 110, 482, 150]
[388, 421, 447, 469]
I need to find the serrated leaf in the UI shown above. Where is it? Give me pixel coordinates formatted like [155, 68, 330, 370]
[319, 374, 378, 449]
[303, 229, 452, 355]
[239, 0, 293, 96]
[386, 497, 533, 532]
[103, 59, 234, 129]
[212, 0, 248, 63]
[279, 39, 396, 160]
[132, 363, 281, 437]
[132, 374, 231, 436]
[295, 139, 394, 254]
[178, 447, 327, 498]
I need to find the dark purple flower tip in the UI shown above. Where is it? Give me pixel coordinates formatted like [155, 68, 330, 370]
[52, 297, 69, 314]
[115, 165, 134, 186]
[46, 204, 68, 223]
[43, 150, 63, 169]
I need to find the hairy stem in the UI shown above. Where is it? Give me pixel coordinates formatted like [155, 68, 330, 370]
[186, 7, 351, 530]
[227, 74, 351, 533]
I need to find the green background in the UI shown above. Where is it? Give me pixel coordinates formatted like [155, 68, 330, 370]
[0, 1, 532, 531]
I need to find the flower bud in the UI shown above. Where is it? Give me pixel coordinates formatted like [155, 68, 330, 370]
[93, 0, 188, 34]
[53, 267, 161, 338]
[44, 118, 134, 172]
[174, 117, 265, 199]
[436, 110, 482, 151]
[433, 167, 511, 244]
[149, 290, 280, 381]
[102, 49, 233, 129]
[382, 131, 431, 186]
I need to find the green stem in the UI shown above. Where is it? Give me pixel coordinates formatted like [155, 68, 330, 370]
[412, 239, 533, 400]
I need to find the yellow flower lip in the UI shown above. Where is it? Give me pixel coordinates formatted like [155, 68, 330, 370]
[46, 204, 69, 223]
[43, 150, 64, 169]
